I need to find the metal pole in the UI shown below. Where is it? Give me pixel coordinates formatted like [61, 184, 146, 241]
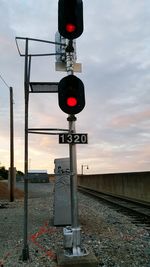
[22, 38, 30, 261]
[66, 40, 81, 256]
[81, 165, 83, 175]
[68, 116, 78, 228]
[68, 115, 81, 255]
[9, 87, 14, 202]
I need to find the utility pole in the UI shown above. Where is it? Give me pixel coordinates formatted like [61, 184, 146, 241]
[9, 87, 15, 202]
[0, 75, 15, 202]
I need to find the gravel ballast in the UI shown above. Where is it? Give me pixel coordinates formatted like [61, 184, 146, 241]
[0, 182, 150, 267]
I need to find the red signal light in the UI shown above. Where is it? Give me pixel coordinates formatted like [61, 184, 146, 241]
[66, 23, 76, 33]
[58, 0, 83, 39]
[67, 97, 77, 107]
[58, 75, 85, 115]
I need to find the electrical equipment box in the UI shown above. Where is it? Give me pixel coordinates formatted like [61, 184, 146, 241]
[53, 158, 71, 225]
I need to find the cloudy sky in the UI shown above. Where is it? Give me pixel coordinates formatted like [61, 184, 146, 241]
[0, 0, 150, 174]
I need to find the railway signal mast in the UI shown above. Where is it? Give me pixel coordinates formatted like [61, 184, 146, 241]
[58, 0, 86, 257]
[16, 0, 94, 263]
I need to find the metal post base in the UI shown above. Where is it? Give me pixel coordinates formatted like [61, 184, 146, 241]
[21, 245, 30, 261]
[63, 226, 88, 257]
[64, 247, 89, 257]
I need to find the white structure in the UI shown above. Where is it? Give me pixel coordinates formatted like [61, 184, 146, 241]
[53, 158, 71, 225]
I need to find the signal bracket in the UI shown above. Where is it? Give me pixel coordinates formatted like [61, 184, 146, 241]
[66, 40, 74, 53]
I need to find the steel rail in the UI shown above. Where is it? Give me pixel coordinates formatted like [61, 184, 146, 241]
[78, 186, 150, 218]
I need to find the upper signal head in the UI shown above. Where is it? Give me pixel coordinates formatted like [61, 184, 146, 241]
[58, 0, 83, 39]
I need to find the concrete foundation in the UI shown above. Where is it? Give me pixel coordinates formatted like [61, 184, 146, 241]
[57, 249, 98, 267]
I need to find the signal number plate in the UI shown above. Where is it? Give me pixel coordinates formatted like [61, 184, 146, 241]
[59, 133, 88, 144]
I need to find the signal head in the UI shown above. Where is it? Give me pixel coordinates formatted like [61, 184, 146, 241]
[58, 0, 83, 39]
[58, 75, 85, 115]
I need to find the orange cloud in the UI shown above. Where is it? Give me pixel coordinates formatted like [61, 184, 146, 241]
[110, 109, 150, 128]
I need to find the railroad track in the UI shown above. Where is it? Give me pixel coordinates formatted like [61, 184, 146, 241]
[78, 186, 150, 231]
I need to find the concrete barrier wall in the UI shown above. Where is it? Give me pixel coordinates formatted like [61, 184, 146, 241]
[78, 172, 150, 203]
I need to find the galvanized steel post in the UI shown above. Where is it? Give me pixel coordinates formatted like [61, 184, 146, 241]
[66, 40, 81, 256]
[22, 38, 31, 261]
[67, 115, 81, 255]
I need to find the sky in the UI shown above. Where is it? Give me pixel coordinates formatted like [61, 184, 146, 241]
[0, 0, 150, 174]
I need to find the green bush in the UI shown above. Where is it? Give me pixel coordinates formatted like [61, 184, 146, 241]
[0, 166, 8, 180]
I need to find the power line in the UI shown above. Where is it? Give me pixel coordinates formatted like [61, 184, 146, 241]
[0, 73, 10, 88]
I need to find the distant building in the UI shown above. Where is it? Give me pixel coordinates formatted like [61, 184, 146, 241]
[28, 170, 49, 183]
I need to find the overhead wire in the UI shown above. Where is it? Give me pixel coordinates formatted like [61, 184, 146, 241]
[0, 73, 10, 88]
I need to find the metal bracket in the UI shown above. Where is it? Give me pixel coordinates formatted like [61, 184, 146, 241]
[63, 226, 89, 257]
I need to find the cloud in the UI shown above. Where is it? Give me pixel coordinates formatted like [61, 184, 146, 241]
[110, 109, 150, 128]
